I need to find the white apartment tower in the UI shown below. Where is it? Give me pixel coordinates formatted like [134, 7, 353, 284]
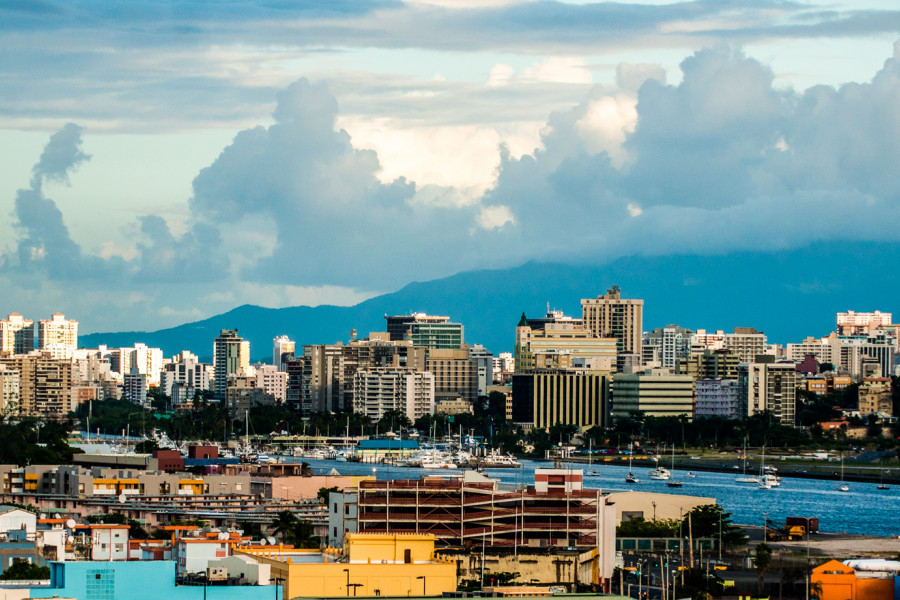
[37, 313, 78, 359]
[581, 286, 644, 357]
[0, 314, 34, 355]
[273, 335, 295, 371]
[352, 368, 434, 422]
[213, 329, 249, 396]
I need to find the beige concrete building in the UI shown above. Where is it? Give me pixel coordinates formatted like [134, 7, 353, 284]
[837, 310, 893, 336]
[512, 370, 609, 429]
[676, 349, 740, 380]
[0, 351, 74, 418]
[0, 313, 34, 355]
[722, 327, 767, 363]
[515, 310, 617, 373]
[605, 490, 716, 523]
[426, 347, 478, 404]
[858, 378, 893, 416]
[611, 370, 694, 420]
[37, 313, 78, 360]
[434, 397, 472, 415]
[581, 286, 644, 358]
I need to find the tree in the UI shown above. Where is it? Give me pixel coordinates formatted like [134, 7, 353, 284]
[616, 517, 679, 538]
[682, 505, 748, 548]
[754, 543, 772, 594]
[317, 486, 339, 503]
[271, 511, 320, 549]
[0, 561, 50, 580]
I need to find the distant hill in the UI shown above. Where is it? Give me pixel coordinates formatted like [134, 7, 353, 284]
[79, 240, 900, 360]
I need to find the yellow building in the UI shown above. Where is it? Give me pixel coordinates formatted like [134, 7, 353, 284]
[239, 533, 457, 599]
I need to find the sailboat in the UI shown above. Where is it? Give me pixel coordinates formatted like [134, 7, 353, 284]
[837, 454, 849, 492]
[757, 447, 778, 489]
[666, 445, 683, 487]
[877, 465, 890, 490]
[625, 444, 640, 483]
[735, 438, 760, 484]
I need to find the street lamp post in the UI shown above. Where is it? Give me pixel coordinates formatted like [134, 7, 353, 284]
[271, 577, 285, 600]
[417, 575, 426, 596]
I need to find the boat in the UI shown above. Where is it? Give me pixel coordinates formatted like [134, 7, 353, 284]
[756, 447, 779, 489]
[685, 472, 696, 478]
[877, 463, 890, 490]
[666, 445, 683, 487]
[836, 454, 849, 492]
[625, 444, 641, 483]
[648, 460, 670, 480]
[735, 438, 759, 484]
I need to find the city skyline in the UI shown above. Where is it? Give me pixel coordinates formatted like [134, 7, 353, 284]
[2, 1, 900, 335]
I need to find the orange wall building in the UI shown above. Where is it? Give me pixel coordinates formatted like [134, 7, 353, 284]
[810, 559, 896, 600]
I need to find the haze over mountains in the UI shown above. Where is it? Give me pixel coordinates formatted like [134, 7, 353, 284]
[80, 241, 899, 361]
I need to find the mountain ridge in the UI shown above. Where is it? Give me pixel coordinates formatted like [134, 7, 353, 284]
[79, 240, 900, 360]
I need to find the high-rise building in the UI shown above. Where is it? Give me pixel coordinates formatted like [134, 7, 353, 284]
[0, 364, 20, 416]
[694, 379, 740, 419]
[676, 349, 740, 380]
[515, 310, 617, 374]
[581, 286, 643, 358]
[426, 347, 478, 405]
[0, 351, 74, 418]
[213, 330, 249, 396]
[353, 368, 435, 422]
[468, 344, 494, 397]
[160, 351, 209, 405]
[643, 325, 693, 369]
[255, 364, 288, 404]
[37, 313, 78, 359]
[0, 314, 34, 355]
[611, 370, 695, 420]
[512, 371, 609, 429]
[385, 313, 463, 349]
[385, 313, 449, 341]
[112, 343, 163, 387]
[722, 327, 767, 363]
[737, 358, 798, 426]
[272, 335, 295, 371]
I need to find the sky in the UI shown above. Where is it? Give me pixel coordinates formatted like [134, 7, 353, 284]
[1, 0, 900, 335]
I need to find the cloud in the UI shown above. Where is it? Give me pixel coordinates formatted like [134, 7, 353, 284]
[2, 123, 126, 281]
[476, 42, 900, 264]
[30, 122, 90, 189]
[189, 78, 495, 288]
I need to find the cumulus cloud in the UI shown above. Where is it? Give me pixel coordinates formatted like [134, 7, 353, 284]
[477, 43, 900, 264]
[189, 78, 494, 288]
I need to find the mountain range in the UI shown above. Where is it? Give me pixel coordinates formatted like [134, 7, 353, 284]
[79, 240, 900, 361]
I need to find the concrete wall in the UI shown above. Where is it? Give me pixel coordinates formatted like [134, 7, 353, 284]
[605, 490, 715, 523]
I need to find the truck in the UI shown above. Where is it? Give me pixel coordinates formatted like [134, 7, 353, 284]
[767, 524, 807, 541]
[786, 516, 819, 534]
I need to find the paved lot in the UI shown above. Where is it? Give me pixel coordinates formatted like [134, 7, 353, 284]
[772, 534, 900, 557]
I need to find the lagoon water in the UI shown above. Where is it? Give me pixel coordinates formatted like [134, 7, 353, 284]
[297, 457, 900, 538]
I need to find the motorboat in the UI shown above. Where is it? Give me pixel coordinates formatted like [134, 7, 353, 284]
[648, 466, 670, 480]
